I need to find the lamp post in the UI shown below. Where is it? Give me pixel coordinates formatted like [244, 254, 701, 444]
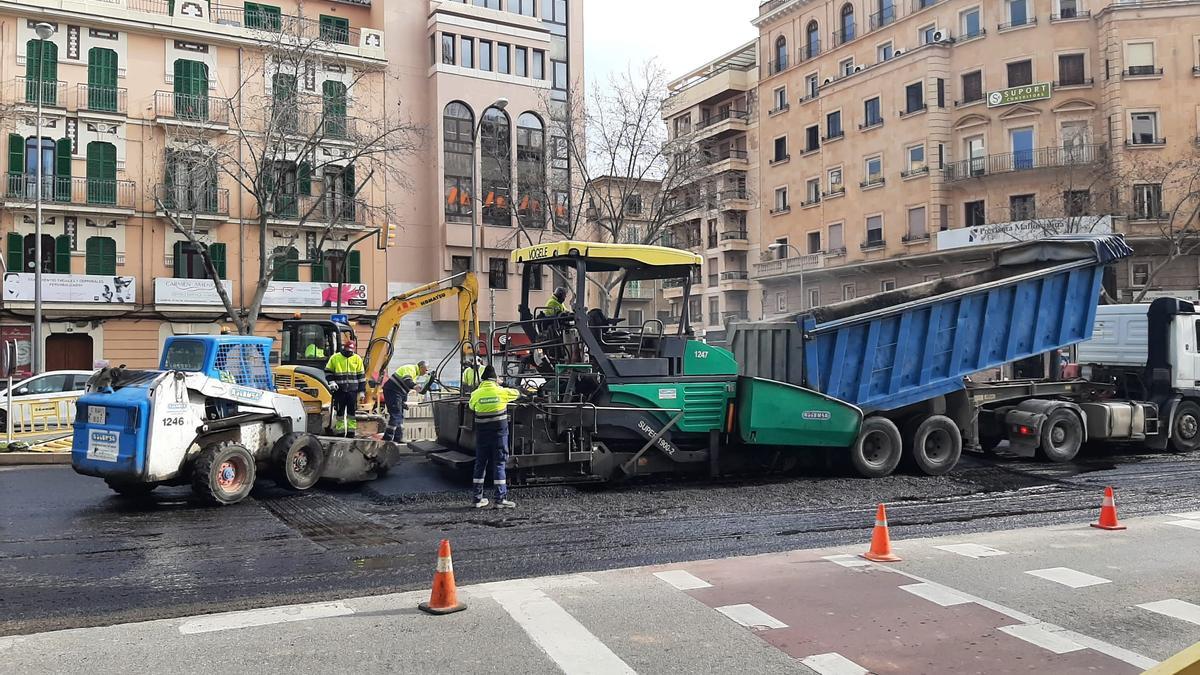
[32, 22, 55, 375]
[469, 96, 508, 352]
[766, 241, 805, 313]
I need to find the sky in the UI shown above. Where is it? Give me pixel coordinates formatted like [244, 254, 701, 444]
[583, 1, 759, 89]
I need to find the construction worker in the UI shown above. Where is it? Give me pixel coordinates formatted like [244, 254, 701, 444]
[382, 360, 427, 442]
[304, 341, 326, 359]
[468, 364, 519, 509]
[461, 357, 484, 390]
[324, 343, 366, 437]
[545, 286, 569, 316]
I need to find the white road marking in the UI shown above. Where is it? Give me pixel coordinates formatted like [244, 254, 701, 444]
[1024, 567, 1111, 588]
[1168, 511, 1200, 520]
[1137, 599, 1200, 626]
[177, 601, 354, 635]
[899, 582, 973, 607]
[878, 566, 1158, 670]
[492, 587, 636, 675]
[653, 570, 713, 590]
[933, 543, 1008, 558]
[1166, 519, 1200, 531]
[800, 652, 869, 675]
[999, 624, 1086, 654]
[822, 554, 871, 568]
[714, 603, 788, 630]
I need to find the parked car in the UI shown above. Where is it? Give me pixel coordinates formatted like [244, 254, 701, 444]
[0, 370, 93, 432]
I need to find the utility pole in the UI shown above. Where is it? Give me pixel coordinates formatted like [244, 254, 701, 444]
[31, 22, 56, 375]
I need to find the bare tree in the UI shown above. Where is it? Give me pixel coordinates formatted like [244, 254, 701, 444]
[154, 13, 423, 334]
[1122, 155, 1200, 302]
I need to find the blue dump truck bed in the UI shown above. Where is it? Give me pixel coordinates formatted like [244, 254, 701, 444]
[731, 235, 1133, 414]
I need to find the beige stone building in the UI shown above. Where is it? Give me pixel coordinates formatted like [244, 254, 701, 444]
[0, 0, 391, 375]
[747, 0, 1200, 315]
[661, 41, 761, 343]
[582, 174, 667, 326]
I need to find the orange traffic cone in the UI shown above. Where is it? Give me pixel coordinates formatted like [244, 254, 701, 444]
[418, 539, 467, 615]
[861, 503, 902, 562]
[1090, 486, 1127, 531]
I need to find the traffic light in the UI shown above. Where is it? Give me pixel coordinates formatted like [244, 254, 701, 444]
[385, 222, 397, 247]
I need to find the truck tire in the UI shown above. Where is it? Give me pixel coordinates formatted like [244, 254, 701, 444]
[192, 442, 256, 506]
[272, 433, 326, 491]
[1036, 409, 1083, 463]
[850, 416, 903, 478]
[105, 479, 156, 498]
[1170, 401, 1200, 453]
[909, 415, 962, 476]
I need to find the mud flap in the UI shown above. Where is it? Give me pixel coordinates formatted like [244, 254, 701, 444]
[318, 436, 403, 483]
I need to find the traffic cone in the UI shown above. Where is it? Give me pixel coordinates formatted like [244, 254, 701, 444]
[861, 503, 902, 562]
[1090, 486, 1127, 531]
[418, 539, 467, 615]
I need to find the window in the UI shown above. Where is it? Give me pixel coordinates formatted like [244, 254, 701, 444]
[806, 177, 821, 204]
[863, 97, 882, 127]
[881, 279, 897, 292]
[552, 60, 568, 94]
[674, 114, 692, 137]
[245, 1, 282, 30]
[1063, 190, 1090, 217]
[965, 200, 986, 227]
[1061, 121, 1088, 149]
[480, 106, 511, 226]
[451, 255, 471, 276]
[776, 291, 788, 314]
[86, 48, 119, 112]
[907, 144, 925, 172]
[773, 136, 788, 162]
[807, 231, 822, 254]
[542, 0, 568, 23]
[516, 113, 545, 228]
[709, 298, 720, 325]
[773, 237, 789, 259]
[1005, 0, 1029, 26]
[774, 35, 789, 73]
[1058, 53, 1085, 85]
[515, 46, 528, 77]
[1057, 0, 1079, 18]
[829, 222, 845, 250]
[773, 87, 788, 112]
[1010, 193, 1036, 220]
[961, 7, 982, 38]
[1007, 59, 1032, 87]
[866, 214, 883, 244]
[804, 21, 821, 59]
[1131, 262, 1150, 287]
[907, 206, 927, 239]
[443, 103, 474, 224]
[85, 236, 116, 275]
[1133, 183, 1163, 219]
[498, 43, 510, 74]
[271, 73, 297, 132]
[474, 0, 501, 8]
[173, 59, 210, 122]
[461, 37, 474, 68]
[874, 0, 896, 28]
[864, 156, 883, 185]
[24, 39, 58, 106]
[805, 74, 819, 99]
[1130, 112, 1159, 144]
[532, 50, 545, 79]
[479, 40, 493, 71]
[839, 3, 856, 43]
[164, 149, 219, 213]
[174, 241, 225, 279]
[441, 32, 456, 65]
[1126, 42, 1156, 76]
[877, 42, 894, 62]
[319, 15, 350, 44]
[828, 167, 843, 191]
[1010, 127, 1034, 169]
[515, 0, 536, 15]
[322, 80, 347, 139]
[85, 141, 117, 205]
[920, 24, 938, 45]
[967, 136, 986, 175]
[773, 186, 789, 212]
[961, 70, 983, 103]
[938, 76, 948, 105]
[805, 125, 820, 152]
[624, 194, 642, 215]
[840, 58, 855, 77]
[808, 288, 820, 309]
[842, 283, 856, 301]
[904, 82, 924, 113]
[488, 257, 508, 289]
[826, 110, 843, 138]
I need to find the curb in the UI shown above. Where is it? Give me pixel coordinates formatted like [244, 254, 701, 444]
[0, 452, 71, 466]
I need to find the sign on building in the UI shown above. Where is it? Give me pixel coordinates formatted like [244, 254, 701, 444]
[1, 273, 136, 303]
[262, 282, 368, 308]
[937, 215, 1112, 251]
[155, 278, 235, 306]
[987, 82, 1051, 107]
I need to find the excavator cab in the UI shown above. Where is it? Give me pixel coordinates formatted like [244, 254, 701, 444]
[273, 317, 356, 431]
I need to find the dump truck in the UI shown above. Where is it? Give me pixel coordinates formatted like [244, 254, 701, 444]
[730, 235, 1135, 474]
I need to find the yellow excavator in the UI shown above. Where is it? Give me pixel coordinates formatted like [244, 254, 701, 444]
[273, 272, 480, 430]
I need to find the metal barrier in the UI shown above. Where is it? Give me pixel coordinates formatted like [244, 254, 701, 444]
[5, 394, 80, 438]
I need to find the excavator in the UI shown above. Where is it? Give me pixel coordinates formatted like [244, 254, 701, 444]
[272, 272, 480, 431]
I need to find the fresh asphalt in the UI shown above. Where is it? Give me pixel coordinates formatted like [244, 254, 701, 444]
[2, 445, 1199, 637]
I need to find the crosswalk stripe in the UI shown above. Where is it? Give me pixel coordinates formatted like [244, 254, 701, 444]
[653, 570, 713, 590]
[822, 554, 871, 568]
[1166, 520, 1200, 531]
[1137, 599, 1200, 626]
[1168, 512, 1200, 520]
[492, 587, 636, 675]
[177, 601, 354, 635]
[899, 582, 973, 607]
[999, 624, 1086, 654]
[800, 652, 869, 675]
[715, 603, 788, 630]
[1024, 567, 1111, 588]
[933, 543, 1008, 558]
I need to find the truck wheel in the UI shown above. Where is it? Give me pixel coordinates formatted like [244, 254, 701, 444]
[1170, 401, 1200, 453]
[272, 433, 326, 491]
[105, 479, 155, 498]
[909, 415, 962, 476]
[1036, 409, 1083, 463]
[192, 442, 256, 506]
[850, 416, 903, 478]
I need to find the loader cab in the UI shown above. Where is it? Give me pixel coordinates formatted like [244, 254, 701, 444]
[161, 336, 276, 390]
[280, 318, 356, 370]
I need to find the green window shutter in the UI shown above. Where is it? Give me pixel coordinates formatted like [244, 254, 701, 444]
[86, 236, 116, 275]
[87, 48, 118, 112]
[7, 232, 24, 273]
[275, 247, 299, 282]
[297, 160, 311, 196]
[172, 240, 185, 278]
[209, 242, 227, 279]
[26, 40, 58, 105]
[322, 81, 347, 138]
[320, 15, 349, 44]
[86, 142, 116, 205]
[173, 60, 209, 121]
[347, 250, 361, 284]
[55, 234, 71, 274]
[8, 133, 24, 175]
[54, 137, 71, 202]
[311, 252, 325, 282]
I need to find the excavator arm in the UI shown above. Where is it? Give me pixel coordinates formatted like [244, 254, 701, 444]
[362, 271, 480, 406]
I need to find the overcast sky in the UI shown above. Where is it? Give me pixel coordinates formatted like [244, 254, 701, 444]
[583, 1, 759, 89]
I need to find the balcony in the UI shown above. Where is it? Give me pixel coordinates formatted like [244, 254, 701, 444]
[911, 0, 940, 11]
[11, 77, 67, 108]
[752, 253, 823, 279]
[768, 58, 791, 76]
[719, 270, 751, 291]
[154, 184, 231, 220]
[662, 277, 686, 300]
[267, 194, 368, 226]
[664, 199, 704, 225]
[705, 149, 750, 172]
[154, 91, 231, 128]
[860, 176, 886, 189]
[1122, 66, 1163, 78]
[695, 109, 750, 141]
[869, 5, 897, 30]
[997, 16, 1038, 31]
[1126, 136, 1166, 147]
[715, 189, 752, 212]
[1053, 77, 1094, 89]
[861, 238, 886, 251]
[1050, 9, 1091, 19]
[76, 84, 128, 115]
[3, 174, 135, 212]
[943, 143, 1105, 182]
[623, 284, 656, 300]
[718, 230, 749, 252]
[901, 166, 930, 179]
[833, 24, 857, 46]
[799, 41, 822, 62]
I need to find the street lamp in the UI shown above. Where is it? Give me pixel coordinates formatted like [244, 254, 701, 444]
[469, 96, 508, 353]
[32, 22, 55, 375]
[766, 241, 805, 313]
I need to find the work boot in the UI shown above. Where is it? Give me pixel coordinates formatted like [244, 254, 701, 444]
[473, 497, 490, 508]
[495, 498, 516, 509]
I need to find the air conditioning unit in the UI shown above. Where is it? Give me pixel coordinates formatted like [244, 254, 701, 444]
[823, 77, 833, 84]
[854, 65, 864, 72]
[932, 30, 948, 42]
[894, 48, 904, 55]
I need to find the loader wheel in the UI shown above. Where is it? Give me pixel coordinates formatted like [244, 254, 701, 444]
[1036, 409, 1083, 463]
[193, 442, 256, 506]
[908, 415, 962, 476]
[105, 479, 156, 498]
[849, 416, 903, 478]
[1170, 401, 1200, 453]
[272, 433, 326, 491]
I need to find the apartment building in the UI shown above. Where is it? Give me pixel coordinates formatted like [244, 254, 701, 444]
[0, 0, 389, 375]
[385, 0, 583, 366]
[582, 175, 666, 326]
[661, 41, 761, 343]
[753, 0, 1200, 314]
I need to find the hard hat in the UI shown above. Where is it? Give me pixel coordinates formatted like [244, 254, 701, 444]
[553, 286, 568, 301]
